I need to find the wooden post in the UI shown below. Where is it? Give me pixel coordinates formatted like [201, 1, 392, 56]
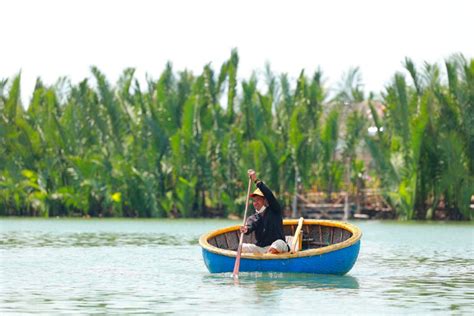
[291, 169, 299, 218]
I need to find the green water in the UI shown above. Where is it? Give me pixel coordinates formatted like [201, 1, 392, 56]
[1, 218, 473, 314]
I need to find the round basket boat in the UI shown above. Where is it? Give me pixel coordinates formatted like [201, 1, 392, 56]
[199, 219, 362, 275]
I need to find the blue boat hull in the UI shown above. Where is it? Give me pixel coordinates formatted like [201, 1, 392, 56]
[202, 240, 360, 275]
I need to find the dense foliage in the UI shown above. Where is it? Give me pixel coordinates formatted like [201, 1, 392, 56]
[0, 51, 472, 219]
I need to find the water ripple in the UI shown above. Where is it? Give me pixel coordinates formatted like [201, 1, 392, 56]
[1, 219, 474, 314]
[0, 232, 199, 248]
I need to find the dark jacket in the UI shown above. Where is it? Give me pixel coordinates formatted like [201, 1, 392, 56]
[245, 181, 285, 247]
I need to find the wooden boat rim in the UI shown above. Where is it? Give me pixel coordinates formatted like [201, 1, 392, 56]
[199, 219, 362, 260]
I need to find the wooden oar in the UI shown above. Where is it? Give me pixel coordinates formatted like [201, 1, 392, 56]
[291, 217, 304, 253]
[232, 177, 252, 280]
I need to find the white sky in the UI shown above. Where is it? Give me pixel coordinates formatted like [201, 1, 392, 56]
[2, 0, 473, 105]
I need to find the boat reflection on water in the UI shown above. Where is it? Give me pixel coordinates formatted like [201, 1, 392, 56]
[203, 272, 359, 290]
[255, 273, 359, 290]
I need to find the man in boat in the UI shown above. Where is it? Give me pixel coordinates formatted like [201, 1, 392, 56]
[240, 169, 289, 254]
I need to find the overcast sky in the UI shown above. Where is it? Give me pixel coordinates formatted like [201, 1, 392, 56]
[2, 0, 473, 104]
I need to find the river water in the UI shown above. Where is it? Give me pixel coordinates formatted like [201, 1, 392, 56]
[1, 218, 473, 314]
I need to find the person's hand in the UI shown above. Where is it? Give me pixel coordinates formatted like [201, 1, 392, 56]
[268, 247, 280, 254]
[240, 226, 249, 234]
[248, 169, 257, 182]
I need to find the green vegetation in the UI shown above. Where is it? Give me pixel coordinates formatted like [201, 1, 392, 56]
[0, 51, 472, 219]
